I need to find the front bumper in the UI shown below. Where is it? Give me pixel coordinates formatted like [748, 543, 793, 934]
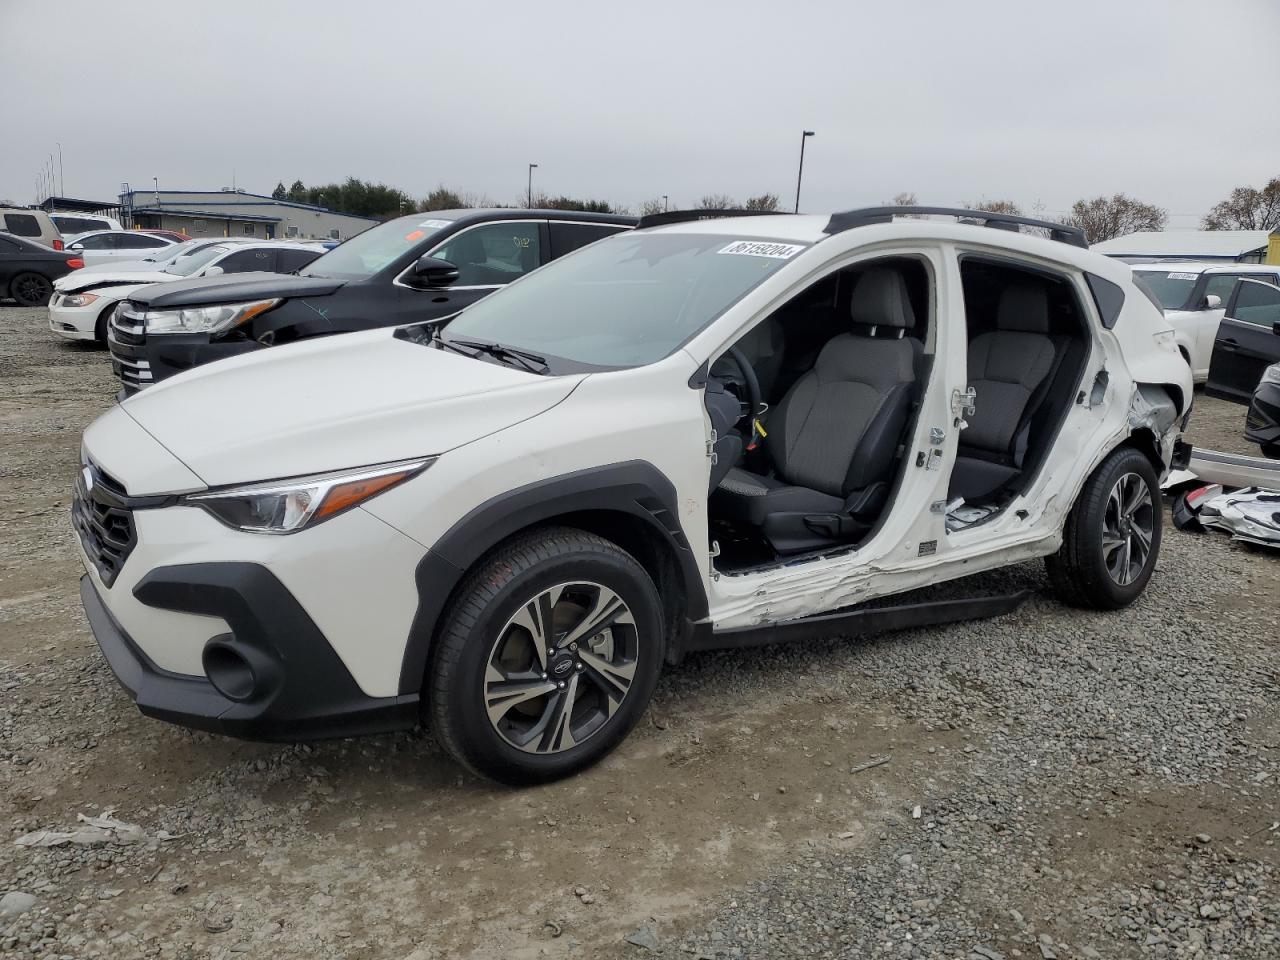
[48, 300, 100, 340]
[108, 318, 261, 393]
[81, 568, 419, 741]
[1245, 382, 1280, 446]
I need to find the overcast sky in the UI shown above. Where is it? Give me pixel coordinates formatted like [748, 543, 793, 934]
[5, 0, 1278, 226]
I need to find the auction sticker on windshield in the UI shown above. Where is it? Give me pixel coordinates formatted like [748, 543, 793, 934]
[718, 240, 806, 259]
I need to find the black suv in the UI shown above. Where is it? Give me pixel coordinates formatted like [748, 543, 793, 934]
[108, 209, 634, 392]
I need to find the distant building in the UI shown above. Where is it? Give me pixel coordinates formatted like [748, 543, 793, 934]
[1093, 229, 1278, 264]
[118, 188, 379, 241]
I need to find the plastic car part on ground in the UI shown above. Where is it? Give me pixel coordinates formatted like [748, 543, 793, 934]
[1173, 484, 1280, 549]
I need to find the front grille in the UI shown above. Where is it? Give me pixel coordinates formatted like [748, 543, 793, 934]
[108, 302, 153, 391]
[109, 302, 146, 345]
[72, 464, 136, 587]
[113, 354, 153, 390]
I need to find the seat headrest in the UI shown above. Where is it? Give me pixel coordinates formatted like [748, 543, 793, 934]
[849, 266, 915, 330]
[996, 283, 1051, 333]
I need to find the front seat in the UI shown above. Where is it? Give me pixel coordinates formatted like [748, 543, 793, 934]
[713, 266, 920, 554]
[949, 282, 1060, 502]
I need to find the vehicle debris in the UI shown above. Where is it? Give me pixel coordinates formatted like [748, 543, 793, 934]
[14, 810, 177, 848]
[1175, 486, 1280, 548]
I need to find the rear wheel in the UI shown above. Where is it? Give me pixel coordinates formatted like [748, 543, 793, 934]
[11, 272, 53, 307]
[429, 527, 665, 785]
[1047, 446, 1162, 610]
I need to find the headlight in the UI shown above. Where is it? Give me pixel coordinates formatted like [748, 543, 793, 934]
[61, 292, 100, 308]
[140, 298, 280, 335]
[1261, 364, 1280, 387]
[184, 458, 433, 534]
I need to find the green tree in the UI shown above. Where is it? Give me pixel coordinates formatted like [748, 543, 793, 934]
[1065, 194, 1167, 244]
[420, 186, 467, 211]
[271, 181, 288, 200]
[531, 194, 617, 213]
[1202, 177, 1280, 230]
[287, 180, 308, 204]
[743, 193, 780, 211]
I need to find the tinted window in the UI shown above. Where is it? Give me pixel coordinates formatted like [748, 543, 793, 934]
[1203, 274, 1241, 305]
[278, 248, 321, 273]
[548, 221, 629, 259]
[3, 213, 42, 237]
[120, 234, 170, 249]
[1230, 280, 1280, 329]
[166, 244, 231, 276]
[444, 232, 807, 369]
[73, 233, 115, 250]
[431, 222, 542, 286]
[300, 213, 458, 282]
[216, 248, 276, 274]
[51, 216, 108, 234]
[1132, 269, 1199, 310]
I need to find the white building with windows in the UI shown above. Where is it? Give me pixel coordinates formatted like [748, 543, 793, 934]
[119, 188, 378, 242]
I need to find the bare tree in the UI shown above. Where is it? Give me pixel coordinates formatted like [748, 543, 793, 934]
[1202, 177, 1280, 230]
[891, 192, 918, 206]
[743, 193, 780, 211]
[1064, 194, 1168, 244]
[638, 197, 666, 217]
[965, 199, 1022, 215]
[698, 193, 737, 210]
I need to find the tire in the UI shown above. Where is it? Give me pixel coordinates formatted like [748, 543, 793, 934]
[94, 302, 116, 346]
[429, 526, 665, 785]
[1046, 445, 1162, 610]
[10, 272, 53, 307]
[1262, 442, 1280, 461]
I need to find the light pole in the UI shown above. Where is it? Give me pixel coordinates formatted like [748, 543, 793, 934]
[57, 142, 64, 197]
[527, 163, 538, 207]
[662, 194, 669, 212]
[794, 130, 815, 213]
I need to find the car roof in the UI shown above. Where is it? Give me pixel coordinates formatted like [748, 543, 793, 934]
[397, 208, 636, 227]
[212, 241, 328, 253]
[641, 212, 1132, 282]
[1130, 260, 1217, 271]
[1201, 263, 1280, 274]
[66, 229, 172, 242]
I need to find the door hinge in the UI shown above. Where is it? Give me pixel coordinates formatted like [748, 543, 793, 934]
[706, 429, 718, 458]
[951, 386, 976, 428]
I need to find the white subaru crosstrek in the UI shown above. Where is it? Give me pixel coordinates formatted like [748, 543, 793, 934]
[74, 207, 1193, 784]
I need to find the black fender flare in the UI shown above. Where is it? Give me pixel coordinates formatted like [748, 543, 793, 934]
[397, 460, 707, 695]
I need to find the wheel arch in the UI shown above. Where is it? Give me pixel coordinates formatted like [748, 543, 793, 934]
[397, 461, 708, 696]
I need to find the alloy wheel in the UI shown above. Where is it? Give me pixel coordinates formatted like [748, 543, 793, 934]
[483, 581, 639, 754]
[14, 274, 52, 306]
[1101, 471, 1154, 586]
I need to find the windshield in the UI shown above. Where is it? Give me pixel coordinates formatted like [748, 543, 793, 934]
[165, 244, 230, 277]
[150, 239, 200, 263]
[300, 214, 458, 281]
[442, 232, 808, 369]
[1132, 269, 1201, 310]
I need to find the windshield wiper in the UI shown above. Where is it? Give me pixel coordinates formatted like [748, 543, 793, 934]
[445, 336, 550, 375]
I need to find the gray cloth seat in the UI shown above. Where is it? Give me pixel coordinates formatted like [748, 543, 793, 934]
[949, 283, 1059, 501]
[714, 266, 920, 554]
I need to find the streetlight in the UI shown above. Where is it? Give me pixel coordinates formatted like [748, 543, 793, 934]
[527, 163, 538, 208]
[56, 142, 64, 197]
[794, 130, 815, 213]
[662, 194, 669, 212]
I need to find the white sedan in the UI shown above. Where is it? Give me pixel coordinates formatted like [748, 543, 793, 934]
[63, 230, 176, 266]
[48, 241, 326, 344]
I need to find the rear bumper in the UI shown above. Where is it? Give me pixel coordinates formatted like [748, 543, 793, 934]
[81, 569, 419, 741]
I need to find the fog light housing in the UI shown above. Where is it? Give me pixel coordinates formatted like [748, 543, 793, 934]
[202, 635, 281, 702]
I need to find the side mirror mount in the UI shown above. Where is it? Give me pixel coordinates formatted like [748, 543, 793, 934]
[202, 265, 224, 277]
[1203, 293, 1222, 310]
[408, 255, 459, 288]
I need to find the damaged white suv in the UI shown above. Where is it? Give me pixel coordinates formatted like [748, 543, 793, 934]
[75, 207, 1193, 784]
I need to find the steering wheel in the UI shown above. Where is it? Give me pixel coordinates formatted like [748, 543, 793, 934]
[721, 346, 763, 430]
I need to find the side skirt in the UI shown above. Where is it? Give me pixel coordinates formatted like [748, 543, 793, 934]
[689, 590, 1032, 653]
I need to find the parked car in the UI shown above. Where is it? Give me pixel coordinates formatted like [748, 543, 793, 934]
[107, 209, 634, 392]
[49, 242, 325, 346]
[74, 206, 1192, 784]
[0, 207, 64, 251]
[145, 229, 192, 243]
[1246, 362, 1280, 458]
[75, 237, 259, 277]
[1205, 278, 1280, 403]
[48, 212, 124, 235]
[0, 233, 82, 305]
[64, 230, 176, 266]
[1131, 262, 1280, 382]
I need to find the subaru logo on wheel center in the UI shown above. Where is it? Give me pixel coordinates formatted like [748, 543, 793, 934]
[551, 658, 575, 677]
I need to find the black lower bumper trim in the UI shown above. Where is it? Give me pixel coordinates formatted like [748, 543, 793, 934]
[81, 573, 419, 741]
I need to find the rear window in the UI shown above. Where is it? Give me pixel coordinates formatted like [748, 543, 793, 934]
[1131, 269, 1199, 310]
[51, 215, 107, 234]
[3, 213, 42, 238]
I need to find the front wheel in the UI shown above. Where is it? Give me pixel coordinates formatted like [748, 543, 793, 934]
[1046, 446, 1162, 610]
[11, 272, 53, 307]
[429, 527, 665, 785]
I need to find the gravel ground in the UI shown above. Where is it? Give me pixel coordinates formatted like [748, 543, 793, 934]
[1, 304, 1277, 960]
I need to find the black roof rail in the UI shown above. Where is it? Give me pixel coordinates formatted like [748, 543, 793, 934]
[636, 208, 779, 230]
[823, 206, 1088, 249]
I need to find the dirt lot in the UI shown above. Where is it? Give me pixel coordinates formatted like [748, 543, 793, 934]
[2, 303, 1278, 960]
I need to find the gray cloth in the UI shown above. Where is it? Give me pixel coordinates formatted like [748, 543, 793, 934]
[768, 334, 915, 496]
[964, 330, 1055, 454]
[996, 282, 1051, 333]
[849, 266, 916, 329]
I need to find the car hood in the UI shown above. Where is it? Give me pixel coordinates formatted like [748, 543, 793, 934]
[56, 270, 176, 293]
[75, 258, 168, 276]
[119, 327, 585, 486]
[129, 272, 346, 308]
